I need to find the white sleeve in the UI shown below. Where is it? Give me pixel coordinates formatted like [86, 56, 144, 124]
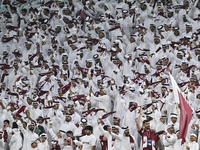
[74, 140, 81, 146]
[91, 93, 104, 102]
[17, 120, 26, 135]
[48, 128, 58, 140]
[91, 136, 96, 146]
[110, 133, 122, 141]
[122, 35, 130, 45]
[0, 139, 5, 149]
[98, 124, 110, 138]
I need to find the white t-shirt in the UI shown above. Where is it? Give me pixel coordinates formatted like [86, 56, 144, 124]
[81, 134, 96, 150]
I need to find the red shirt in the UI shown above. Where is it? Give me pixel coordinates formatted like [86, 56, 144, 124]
[138, 128, 159, 150]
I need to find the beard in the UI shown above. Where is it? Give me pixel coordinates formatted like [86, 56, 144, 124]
[29, 127, 34, 131]
[145, 126, 150, 130]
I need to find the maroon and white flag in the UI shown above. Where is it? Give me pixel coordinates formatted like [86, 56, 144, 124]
[170, 74, 192, 144]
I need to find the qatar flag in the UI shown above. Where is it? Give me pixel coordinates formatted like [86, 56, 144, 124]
[169, 74, 192, 144]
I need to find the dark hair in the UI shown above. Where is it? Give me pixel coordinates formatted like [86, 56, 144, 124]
[12, 122, 18, 129]
[21, 9, 27, 13]
[103, 125, 110, 131]
[66, 130, 73, 135]
[4, 119, 10, 125]
[44, 8, 50, 14]
[23, 121, 27, 126]
[143, 120, 149, 125]
[10, 6, 16, 11]
[161, 86, 167, 90]
[85, 125, 93, 131]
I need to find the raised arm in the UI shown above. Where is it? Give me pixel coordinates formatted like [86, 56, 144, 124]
[110, 132, 122, 141]
[136, 108, 143, 131]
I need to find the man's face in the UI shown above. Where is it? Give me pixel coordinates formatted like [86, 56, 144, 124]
[130, 37, 135, 43]
[64, 108, 68, 114]
[161, 87, 167, 95]
[183, 0, 189, 7]
[31, 142, 37, 148]
[183, 16, 187, 22]
[171, 117, 177, 123]
[4, 122, 9, 128]
[154, 38, 160, 44]
[1, 84, 6, 90]
[85, 129, 91, 135]
[87, 43, 93, 50]
[160, 118, 166, 124]
[186, 27, 191, 33]
[69, 107, 75, 114]
[84, 81, 89, 88]
[177, 54, 183, 59]
[57, 132, 62, 138]
[144, 67, 149, 74]
[162, 58, 169, 66]
[58, 81, 63, 87]
[40, 137, 47, 142]
[13, 63, 19, 70]
[130, 9, 135, 15]
[72, 81, 76, 87]
[144, 122, 150, 130]
[98, 32, 104, 38]
[190, 135, 196, 142]
[156, 65, 162, 71]
[55, 27, 61, 33]
[150, 26, 156, 32]
[59, 48, 64, 55]
[28, 125, 34, 131]
[195, 50, 200, 56]
[99, 88, 105, 95]
[140, 4, 147, 11]
[65, 116, 71, 122]
[64, 140, 70, 146]
[41, 24, 47, 31]
[68, 0, 73, 5]
[174, 30, 180, 36]
[198, 55, 200, 61]
[111, 51, 117, 56]
[33, 103, 38, 109]
[25, 43, 31, 50]
[164, 25, 170, 31]
[81, 123, 87, 129]
[124, 129, 129, 136]
[54, 104, 59, 110]
[22, 122, 27, 129]
[167, 12, 173, 18]
[197, 3, 200, 9]
[86, 62, 92, 68]
[87, 103, 91, 110]
[112, 128, 119, 134]
[169, 126, 175, 133]
[107, 127, 111, 133]
[196, 114, 200, 118]
[82, 0, 86, 5]
[113, 119, 119, 125]
[181, 63, 188, 70]
[58, 2, 64, 8]
[21, 10, 27, 16]
[63, 64, 68, 70]
[122, 13, 128, 19]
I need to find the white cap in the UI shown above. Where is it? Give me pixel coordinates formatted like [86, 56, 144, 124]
[170, 113, 178, 118]
[190, 133, 197, 138]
